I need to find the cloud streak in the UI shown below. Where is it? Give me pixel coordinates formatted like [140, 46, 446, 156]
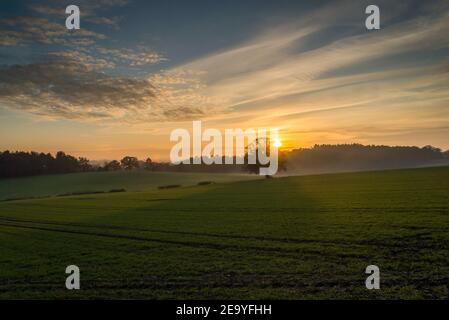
[178, 3, 449, 110]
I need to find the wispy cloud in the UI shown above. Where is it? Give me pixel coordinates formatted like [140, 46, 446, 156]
[96, 46, 167, 66]
[177, 3, 449, 110]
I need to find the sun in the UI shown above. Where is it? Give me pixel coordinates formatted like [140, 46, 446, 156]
[273, 138, 282, 148]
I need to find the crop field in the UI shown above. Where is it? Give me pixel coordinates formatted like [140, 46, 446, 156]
[0, 166, 448, 299]
[0, 171, 258, 201]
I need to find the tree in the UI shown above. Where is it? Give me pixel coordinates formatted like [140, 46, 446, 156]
[244, 137, 286, 175]
[78, 157, 92, 172]
[104, 160, 121, 171]
[144, 157, 153, 170]
[0, 150, 94, 178]
[422, 145, 442, 153]
[54, 151, 79, 173]
[120, 156, 139, 170]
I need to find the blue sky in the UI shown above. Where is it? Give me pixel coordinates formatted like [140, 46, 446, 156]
[0, 0, 332, 67]
[1, 0, 448, 160]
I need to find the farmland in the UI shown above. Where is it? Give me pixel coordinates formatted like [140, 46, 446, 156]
[0, 171, 258, 201]
[0, 166, 448, 299]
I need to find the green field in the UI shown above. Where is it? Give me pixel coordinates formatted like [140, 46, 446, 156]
[0, 171, 258, 201]
[0, 166, 448, 299]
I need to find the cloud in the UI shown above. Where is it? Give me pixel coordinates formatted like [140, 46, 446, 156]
[30, 5, 65, 15]
[1, 0, 448, 139]
[169, 0, 449, 117]
[85, 16, 122, 29]
[96, 47, 167, 66]
[0, 51, 218, 124]
[0, 16, 106, 46]
[0, 30, 23, 46]
[0, 0, 212, 124]
[30, 1, 128, 29]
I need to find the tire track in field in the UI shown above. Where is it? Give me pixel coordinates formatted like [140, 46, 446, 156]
[0, 215, 444, 250]
[0, 221, 250, 252]
[0, 223, 304, 252]
[0, 216, 375, 248]
[0, 221, 371, 259]
[0, 215, 335, 245]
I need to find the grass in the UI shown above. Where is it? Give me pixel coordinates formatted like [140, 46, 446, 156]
[0, 166, 448, 299]
[0, 170, 258, 201]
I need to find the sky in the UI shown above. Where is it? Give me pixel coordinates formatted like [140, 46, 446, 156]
[0, 0, 448, 161]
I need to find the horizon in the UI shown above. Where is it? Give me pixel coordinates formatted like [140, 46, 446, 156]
[2, 142, 447, 164]
[1, 0, 449, 161]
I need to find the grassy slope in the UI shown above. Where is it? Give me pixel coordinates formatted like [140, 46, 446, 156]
[0, 166, 448, 299]
[0, 171, 258, 200]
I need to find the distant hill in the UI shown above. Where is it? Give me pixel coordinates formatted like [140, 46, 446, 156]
[282, 144, 449, 175]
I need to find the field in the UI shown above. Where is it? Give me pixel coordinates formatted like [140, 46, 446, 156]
[0, 171, 258, 201]
[0, 166, 448, 299]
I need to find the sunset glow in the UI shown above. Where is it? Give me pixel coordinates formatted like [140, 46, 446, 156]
[0, 1, 448, 160]
[273, 139, 282, 148]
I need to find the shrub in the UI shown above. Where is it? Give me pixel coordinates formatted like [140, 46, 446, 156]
[158, 184, 181, 189]
[197, 181, 214, 185]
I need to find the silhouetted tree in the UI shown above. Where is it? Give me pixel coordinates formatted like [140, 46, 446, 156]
[78, 157, 92, 172]
[244, 137, 287, 175]
[103, 160, 121, 171]
[144, 157, 153, 170]
[120, 156, 139, 170]
[0, 150, 93, 178]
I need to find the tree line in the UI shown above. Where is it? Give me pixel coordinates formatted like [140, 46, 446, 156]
[0, 151, 91, 178]
[0, 151, 158, 178]
[1, 144, 448, 179]
[284, 144, 449, 175]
